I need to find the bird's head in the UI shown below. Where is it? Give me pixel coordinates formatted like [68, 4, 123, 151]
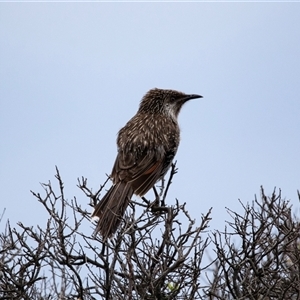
[138, 88, 202, 120]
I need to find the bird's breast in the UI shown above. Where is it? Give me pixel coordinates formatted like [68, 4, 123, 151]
[118, 114, 180, 152]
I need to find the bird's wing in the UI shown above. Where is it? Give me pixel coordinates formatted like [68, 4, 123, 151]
[111, 145, 166, 196]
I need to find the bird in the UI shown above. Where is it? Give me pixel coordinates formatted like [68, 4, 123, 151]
[92, 88, 202, 239]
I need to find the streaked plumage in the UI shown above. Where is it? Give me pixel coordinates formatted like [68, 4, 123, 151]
[92, 88, 202, 239]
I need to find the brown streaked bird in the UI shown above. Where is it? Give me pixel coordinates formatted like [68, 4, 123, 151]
[92, 88, 202, 239]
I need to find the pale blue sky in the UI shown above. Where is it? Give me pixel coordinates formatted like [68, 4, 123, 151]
[1, 3, 300, 233]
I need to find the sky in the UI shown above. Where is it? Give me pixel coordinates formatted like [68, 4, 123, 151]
[1, 3, 300, 236]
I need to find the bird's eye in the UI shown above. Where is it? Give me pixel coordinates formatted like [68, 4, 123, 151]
[170, 96, 175, 102]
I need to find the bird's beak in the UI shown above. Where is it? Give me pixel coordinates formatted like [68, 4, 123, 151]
[184, 94, 203, 101]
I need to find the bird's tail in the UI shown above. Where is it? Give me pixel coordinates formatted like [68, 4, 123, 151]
[91, 182, 133, 240]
